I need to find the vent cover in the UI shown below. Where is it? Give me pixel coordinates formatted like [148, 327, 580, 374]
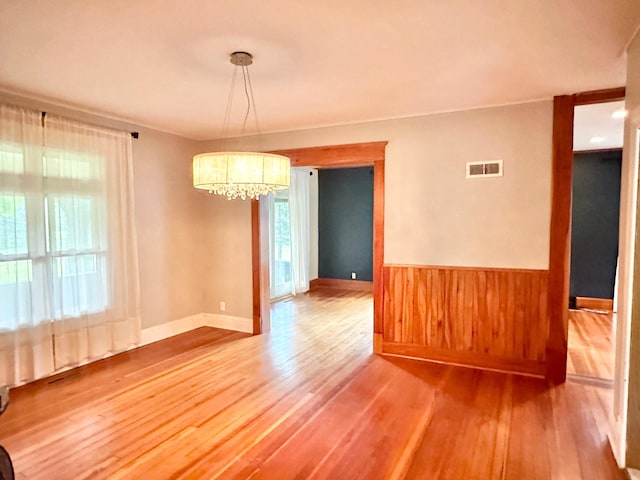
[466, 160, 503, 178]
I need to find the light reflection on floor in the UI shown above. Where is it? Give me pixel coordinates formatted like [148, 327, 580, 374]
[268, 290, 373, 376]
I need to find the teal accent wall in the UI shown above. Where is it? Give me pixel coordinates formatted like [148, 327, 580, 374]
[318, 167, 373, 281]
[570, 150, 622, 300]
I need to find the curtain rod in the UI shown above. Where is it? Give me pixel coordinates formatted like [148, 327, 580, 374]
[40, 111, 139, 139]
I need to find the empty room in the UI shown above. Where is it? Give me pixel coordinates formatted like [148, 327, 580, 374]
[1, 1, 640, 479]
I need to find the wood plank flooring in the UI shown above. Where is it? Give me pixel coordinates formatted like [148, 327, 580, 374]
[0, 289, 624, 479]
[567, 309, 615, 381]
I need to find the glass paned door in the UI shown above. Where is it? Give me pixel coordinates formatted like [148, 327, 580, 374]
[269, 190, 291, 299]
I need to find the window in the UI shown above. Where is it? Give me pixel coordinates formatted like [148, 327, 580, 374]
[269, 189, 292, 299]
[0, 192, 31, 327]
[0, 104, 140, 386]
[0, 142, 109, 329]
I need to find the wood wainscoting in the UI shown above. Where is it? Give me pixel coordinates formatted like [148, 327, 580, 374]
[382, 265, 549, 376]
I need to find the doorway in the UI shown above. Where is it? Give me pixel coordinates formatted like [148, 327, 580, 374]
[550, 88, 639, 467]
[567, 100, 625, 382]
[547, 88, 625, 383]
[251, 142, 386, 337]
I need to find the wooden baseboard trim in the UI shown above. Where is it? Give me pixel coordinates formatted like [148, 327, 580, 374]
[310, 278, 373, 292]
[576, 297, 613, 311]
[373, 333, 383, 354]
[381, 341, 546, 377]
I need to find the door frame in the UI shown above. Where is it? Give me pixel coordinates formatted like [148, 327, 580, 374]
[547, 87, 625, 383]
[251, 141, 387, 346]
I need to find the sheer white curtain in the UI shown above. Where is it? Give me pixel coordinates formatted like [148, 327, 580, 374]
[0, 104, 141, 386]
[288, 168, 310, 295]
[0, 104, 54, 385]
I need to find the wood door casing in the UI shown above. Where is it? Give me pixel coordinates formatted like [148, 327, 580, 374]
[547, 87, 625, 382]
[251, 141, 387, 343]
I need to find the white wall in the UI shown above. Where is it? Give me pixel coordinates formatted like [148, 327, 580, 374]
[132, 127, 204, 328]
[201, 194, 253, 319]
[200, 100, 553, 270]
[385, 103, 552, 269]
[612, 28, 640, 469]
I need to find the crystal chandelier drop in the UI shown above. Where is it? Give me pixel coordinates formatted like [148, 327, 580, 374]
[192, 51, 290, 200]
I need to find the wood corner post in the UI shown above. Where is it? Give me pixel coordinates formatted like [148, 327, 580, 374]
[545, 94, 575, 383]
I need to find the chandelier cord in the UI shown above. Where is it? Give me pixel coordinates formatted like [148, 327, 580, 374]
[221, 65, 238, 150]
[246, 64, 261, 138]
[240, 65, 251, 137]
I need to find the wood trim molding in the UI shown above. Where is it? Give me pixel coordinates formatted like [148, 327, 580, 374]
[573, 147, 623, 155]
[575, 297, 614, 311]
[310, 278, 374, 292]
[251, 199, 270, 335]
[574, 87, 625, 106]
[382, 341, 546, 377]
[270, 141, 387, 168]
[373, 159, 384, 351]
[546, 94, 575, 383]
[384, 263, 547, 274]
[547, 86, 624, 383]
[252, 141, 387, 346]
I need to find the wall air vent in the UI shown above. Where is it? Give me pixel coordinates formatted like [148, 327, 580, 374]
[466, 160, 503, 178]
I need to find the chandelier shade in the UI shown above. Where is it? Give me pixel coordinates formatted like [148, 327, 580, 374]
[193, 151, 290, 200]
[192, 51, 290, 200]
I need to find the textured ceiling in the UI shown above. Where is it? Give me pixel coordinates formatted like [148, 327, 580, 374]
[0, 0, 639, 139]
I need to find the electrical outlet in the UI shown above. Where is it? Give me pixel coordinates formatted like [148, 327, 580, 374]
[220, 301, 226, 312]
[351, 272, 356, 279]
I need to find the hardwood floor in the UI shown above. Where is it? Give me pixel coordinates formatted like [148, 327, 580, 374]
[0, 289, 624, 479]
[567, 309, 615, 381]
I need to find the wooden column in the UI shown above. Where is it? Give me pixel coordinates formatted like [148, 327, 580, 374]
[546, 94, 575, 383]
[252, 198, 270, 334]
[373, 159, 385, 352]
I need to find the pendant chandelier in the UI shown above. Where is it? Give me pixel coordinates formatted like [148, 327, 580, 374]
[192, 51, 290, 200]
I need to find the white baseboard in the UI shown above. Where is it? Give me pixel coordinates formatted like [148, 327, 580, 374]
[7, 314, 249, 388]
[609, 429, 625, 469]
[140, 313, 253, 346]
[609, 408, 630, 470]
[203, 313, 253, 334]
[140, 313, 205, 346]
